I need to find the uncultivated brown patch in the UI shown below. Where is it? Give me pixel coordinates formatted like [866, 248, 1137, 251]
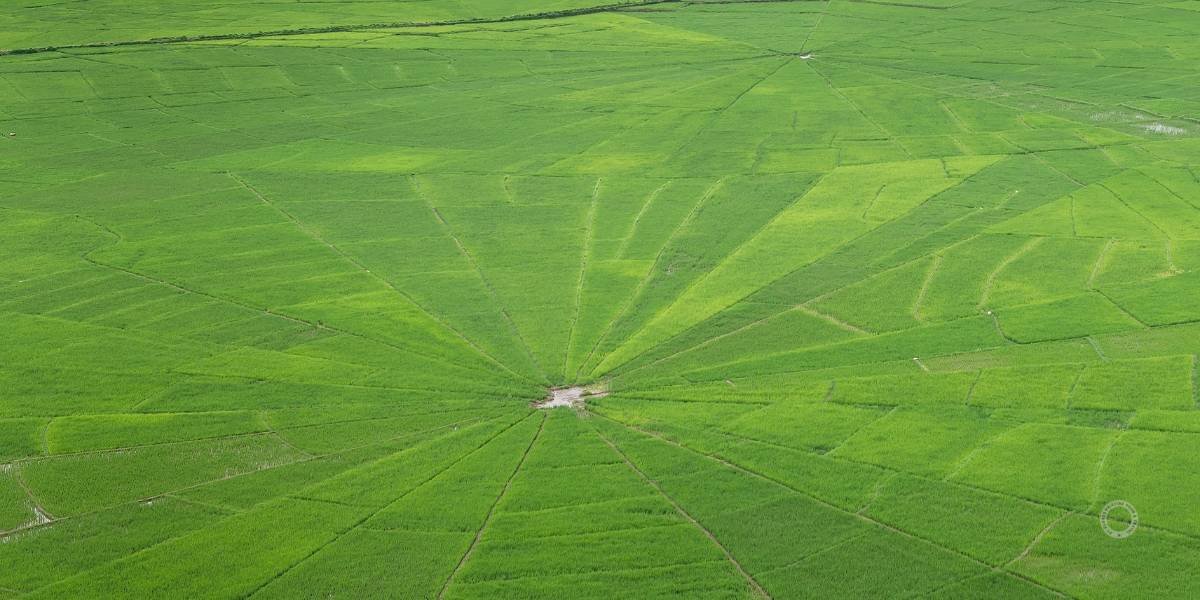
[534, 385, 608, 409]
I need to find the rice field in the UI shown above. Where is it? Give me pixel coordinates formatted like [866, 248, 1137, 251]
[2, 0, 1200, 597]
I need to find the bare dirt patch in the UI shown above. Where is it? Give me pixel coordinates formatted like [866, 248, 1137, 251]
[534, 384, 608, 409]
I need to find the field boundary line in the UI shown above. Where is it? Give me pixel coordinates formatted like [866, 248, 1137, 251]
[797, 305, 871, 335]
[1087, 430, 1124, 511]
[422, 556, 732, 587]
[1165, 239, 1180, 274]
[754, 532, 871, 578]
[1064, 366, 1087, 409]
[1087, 239, 1116, 290]
[1097, 182, 1172, 240]
[963, 370, 983, 405]
[978, 236, 1042, 311]
[799, 0, 833, 52]
[1005, 510, 1073, 569]
[1093, 289, 1152, 328]
[595, 424, 772, 600]
[987, 311, 1019, 345]
[1084, 336, 1108, 362]
[574, 55, 811, 379]
[436, 412, 546, 598]
[1070, 195, 1080, 236]
[162, 493, 242, 515]
[942, 424, 1022, 482]
[659, 311, 1008, 383]
[822, 380, 837, 402]
[856, 472, 898, 515]
[1139, 168, 1200, 212]
[599, 393, 772, 406]
[563, 177, 603, 381]
[1193, 354, 1199, 409]
[860, 184, 886, 221]
[38, 418, 53, 456]
[658, 305, 1194, 385]
[658, 56, 794, 168]
[912, 254, 941, 322]
[10, 465, 56, 525]
[255, 411, 315, 459]
[615, 181, 670, 259]
[824, 405, 897, 456]
[806, 60, 913, 159]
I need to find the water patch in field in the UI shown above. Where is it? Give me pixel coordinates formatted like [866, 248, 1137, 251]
[1089, 110, 1146, 123]
[1141, 122, 1186, 136]
[534, 385, 607, 409]
[31, 507, 51, 526]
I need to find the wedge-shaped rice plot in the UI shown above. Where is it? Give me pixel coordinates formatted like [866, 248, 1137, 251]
[1011, 514, 1200, 598]
[1103, 270, 1200, 326]
[598, 159, 993, 375]
[1068, 356, 1194, 410]
[830, 372, 978, 407]
[252, 414, 543, 598]
[45, 411, 263, 454]
[985, 237, 1106, 309]
[995, 293, 1144, 343]
[1097, 430, 1200, 538]
[20, 434, 307, 516]
[810, 256, 932, 333]
[831, 406, 1009, 477]
[968, 364, 1082, 409]
[948, 423, 1118, 510]
[0, 498, 228, 594]
[722, 401, 888, 453]
[440, 413, 759, 598]
[862, 474, 1064, 565]
[616, 305, 863, 380]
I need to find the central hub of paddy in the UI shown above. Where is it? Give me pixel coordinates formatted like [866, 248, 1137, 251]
[534, 384, 608, 409]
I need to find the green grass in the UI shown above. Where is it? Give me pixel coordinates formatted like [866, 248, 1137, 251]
[2, 0, 1200, 597]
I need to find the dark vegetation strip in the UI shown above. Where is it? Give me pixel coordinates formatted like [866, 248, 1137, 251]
[0, 0, 939, 57]
[0, 0, 685, 57]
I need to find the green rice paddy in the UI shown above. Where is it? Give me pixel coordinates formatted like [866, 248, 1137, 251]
[3, 0, 1200, 597]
